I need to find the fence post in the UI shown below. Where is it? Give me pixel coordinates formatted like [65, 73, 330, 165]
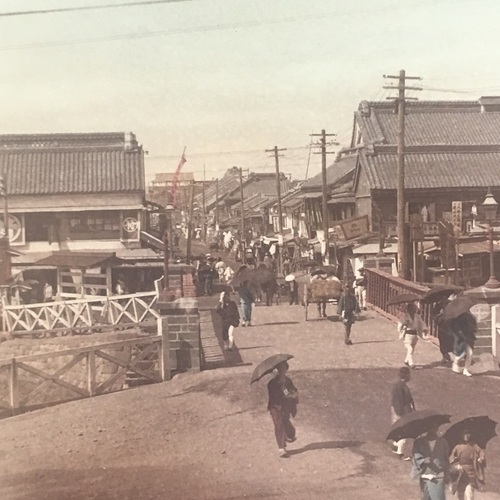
[9, 358, 18, 415]
[158, 317, 171, 381]
[87, 349, 96, 397]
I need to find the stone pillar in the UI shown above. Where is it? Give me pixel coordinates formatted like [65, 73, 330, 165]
[156, 297, 200, 375]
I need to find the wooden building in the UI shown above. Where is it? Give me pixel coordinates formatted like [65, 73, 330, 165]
[0, 132, 163, 299]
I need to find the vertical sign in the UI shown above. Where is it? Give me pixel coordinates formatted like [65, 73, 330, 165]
[451, 201, 463, 231]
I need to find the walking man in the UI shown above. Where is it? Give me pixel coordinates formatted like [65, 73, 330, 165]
[267, 361, 298, 458]
[398, 302, 428, 368]
[215, 257, 226, 282]
[337, 283, 360, 345]
[238, 280, 255, 326]
[354, 267, 367, 310]
[390, 366, 415, 459]
[216, 291, 240, 350]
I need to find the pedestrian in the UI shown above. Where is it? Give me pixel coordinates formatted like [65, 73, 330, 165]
[412, 421, 450, 500]
[267, 360, 298, 458]
[449, 429, 486, 500]
[283, 255, 291, 276]
[311, 269, 328, 317]
[223, 265, 235, 283]
[398, 302, 428, 368]
[289, 277, 299, 305]
[354, 267, 367, 310]
[390, 366, 415, 460]
[432, 298, 453, 364]
[204, 262, 216, 296]
[337, 283, 360, 345]
[215, 257, 226, 282]
[450, 312, 477, 377]
[216, 291, 240, 350]
[238, 280, 255, 327]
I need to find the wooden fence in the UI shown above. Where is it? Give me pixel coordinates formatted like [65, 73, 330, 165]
[0, 335, 169, 416]
[1, 292, 160, 338]
[365, 268, 435, 335]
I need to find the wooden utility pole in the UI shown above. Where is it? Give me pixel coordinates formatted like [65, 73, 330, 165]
[186, 181, 195, 265]
[266, 146, 287, 274]
[311, 130, 338, 266]
[239, 167, 246, 263]
[215, 178, 219, 231]
[202, 164, 206, 243]
[384, 70, 422, 279]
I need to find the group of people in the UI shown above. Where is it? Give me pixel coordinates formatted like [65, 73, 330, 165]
[397, 298, 477, 376]
[391, 366, 487, 499]
[196, 255, 235, 296]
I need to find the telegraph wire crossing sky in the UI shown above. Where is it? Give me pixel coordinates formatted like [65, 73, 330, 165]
[0, 0, 499, 183]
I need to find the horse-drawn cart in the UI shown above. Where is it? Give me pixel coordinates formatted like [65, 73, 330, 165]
[304, 279, 343, 321]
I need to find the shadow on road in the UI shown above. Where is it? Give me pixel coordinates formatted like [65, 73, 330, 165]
[259, 322, 300, 326]
[353, 340, 394, 345]
[287, 440, 364, 456]
[236, 345, 273, 351]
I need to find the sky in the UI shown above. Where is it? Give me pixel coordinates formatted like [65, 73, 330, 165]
[1, 0, 500, 184]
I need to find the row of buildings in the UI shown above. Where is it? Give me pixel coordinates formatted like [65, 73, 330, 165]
[2, 96, 500, 300]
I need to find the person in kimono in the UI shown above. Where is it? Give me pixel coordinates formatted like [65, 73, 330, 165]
[267, 361, 298, 458]
[398, 302, 428, 368]
[449, 429, 486, 500]
[412, 422, 450, 500]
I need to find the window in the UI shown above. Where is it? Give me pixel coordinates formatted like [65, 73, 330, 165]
[69, 215, 120, 233]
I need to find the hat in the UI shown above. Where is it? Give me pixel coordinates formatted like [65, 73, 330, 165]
[285, 274, 296, 282]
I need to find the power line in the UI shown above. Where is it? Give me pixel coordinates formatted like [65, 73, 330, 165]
[0, 0, 474, 52]
[0, 0, 192, 18]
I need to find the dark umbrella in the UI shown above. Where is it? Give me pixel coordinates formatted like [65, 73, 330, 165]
[250, 353, 294, 384]
[441, 296, 478, 322]
[386, 409, 451, 441]
[386, 293, 422, 307]
[420, 285, 463, 305]
[231, 267, 275, 286]
[444, 416, 497, 450]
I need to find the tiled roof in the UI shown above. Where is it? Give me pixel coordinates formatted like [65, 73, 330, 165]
[302, 153, 357, 189]
[361, 151, 500, 190]
[0, 132, 138, 150]
[0, 148, 144, 195]
[355, 100, 500, 147]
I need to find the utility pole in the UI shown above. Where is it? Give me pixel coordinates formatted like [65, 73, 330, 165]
[239, 167, 246, 264]
[311, 130, 338, 266]
[266, 146, 286, 274]
[186, 181, 195, 265]
[383, 70, 422, 279]
[202, 164, 206, 243]
[215, 178, 219, 232]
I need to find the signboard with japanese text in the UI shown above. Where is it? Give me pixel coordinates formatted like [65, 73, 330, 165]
[333, 215, 370, 242]
[451, 201, 463, 231]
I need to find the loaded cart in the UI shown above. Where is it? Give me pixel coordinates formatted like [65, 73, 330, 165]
[304, 279, 343, 321]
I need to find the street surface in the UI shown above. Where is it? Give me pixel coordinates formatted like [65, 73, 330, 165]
[0, 300, 499, 499]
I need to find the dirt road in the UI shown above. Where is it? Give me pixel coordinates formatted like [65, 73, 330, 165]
[1, 302, 499, 499]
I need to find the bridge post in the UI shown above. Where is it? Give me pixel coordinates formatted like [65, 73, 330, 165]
[155, 297, 200, 375]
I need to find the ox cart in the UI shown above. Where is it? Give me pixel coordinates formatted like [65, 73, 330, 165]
[304, 279, 343, 321]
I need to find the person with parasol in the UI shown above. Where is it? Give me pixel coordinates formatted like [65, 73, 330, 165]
[267, 360, 298, 458]
[397, 301, 428, 369]
[251, 354, 298, 459]
[412, 420, 450, 500]
[449, 428, 486, 499]
[390, 366, 415, 459]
